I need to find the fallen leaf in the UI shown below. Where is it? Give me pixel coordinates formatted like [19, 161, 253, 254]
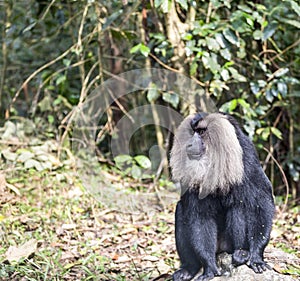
[119, 227, 138, 235]
[273, 263, 285, 273]
[5, 239, 38, 263]
[113, 255, 131, 263]
[17, 151, 34, 163]
[61, 223, 77, 230]
[0, 173, 6, 192]
[24, 159, 43, 170]
[6, 183, 21, 196]
[1, 121, 16, 140]
[2, 149, 17, 161]
[60, 250, 79, 261]
[142, 255, 160, 262]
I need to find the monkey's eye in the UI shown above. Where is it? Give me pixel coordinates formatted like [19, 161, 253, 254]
[195, 128, 207, 135]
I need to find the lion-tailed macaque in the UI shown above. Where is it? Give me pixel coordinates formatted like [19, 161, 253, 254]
[170, 112, 275, 281]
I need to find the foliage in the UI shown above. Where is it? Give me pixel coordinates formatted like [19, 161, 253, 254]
[0, 0, 299, 198]
[0, 1, 299, 278]
[114, 154, 152, 180]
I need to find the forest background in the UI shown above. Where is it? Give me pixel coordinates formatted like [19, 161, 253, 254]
[0, 0, 299, 280]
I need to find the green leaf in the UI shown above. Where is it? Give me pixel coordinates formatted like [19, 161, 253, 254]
[236, 38, 246, 59]
[130, 43, 142, 54]
[228, 67, 247, 82]
[130, 43, 150, 57]
[190, 61, 198, 76]
[150, 33, 166, 41]
[259, 61, 268, 73]
[220, 69, 230, 81]
[156, 0, 170, 13]
[250, 82, 260, 94]
[162, 92, 179, 108]
[48, 115, 55, 124]
[237, 45, 246, 59]
[277, 81, 288, 97]
[219, 99, 238, 112]
[237, 4, 252, 13]
[41, 70, 52, 81]
[131, 164, 142, 179]
[270, 127, 282, 139]
[175, 0, 188, 10]
[289, 0, 300, 16]
[22, 22, 37, 33]
[134, 155, 151, 169]
[154, 0, 163, 8]
[229, 99, 238, 111]
[182, 33, 193, 40]
[281, 18, 300, 28]
[256, 127, 270, 141]
[140, 44, 150, 57]
[56, 75, 66, 86]
[38, 95, 52, 112]
[237, 98, 250, 109]
[274, 68, 289, 77]
[147, 83, 160, 102]
[215, 33, 227, 48]
[206, 37, 220, 51]
[253, 30, 263, 40]
[103, 9, 123, 29]
[63, 59, 71, 67]
[223, 29, 239, 46]
[114, 155, 132, 164]
[288, 163, 300, 182]
[202, 54, 220, 73]
[265, 90, 274, 103]
[220, 48, 231, 60]
[255, 105, 268, 115]
[262, 21, 278, 41]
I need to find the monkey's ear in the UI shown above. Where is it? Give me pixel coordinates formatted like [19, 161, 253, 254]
[190, 112, 208, 130]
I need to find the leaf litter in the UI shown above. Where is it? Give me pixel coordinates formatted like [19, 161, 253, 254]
[0, 134, 299, 280]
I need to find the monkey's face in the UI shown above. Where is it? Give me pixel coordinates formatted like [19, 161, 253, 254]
[186, 113, 208, 160]
[170, 113, 244, 196]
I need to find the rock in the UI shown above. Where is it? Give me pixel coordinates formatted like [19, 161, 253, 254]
[210, 252, 298, 281]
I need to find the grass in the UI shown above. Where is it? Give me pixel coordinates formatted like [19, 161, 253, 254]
[0, 167, 177, 280]
[0, 163, 299, 280]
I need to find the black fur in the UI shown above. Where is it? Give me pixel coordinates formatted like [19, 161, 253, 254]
[173, 114, 275, 281]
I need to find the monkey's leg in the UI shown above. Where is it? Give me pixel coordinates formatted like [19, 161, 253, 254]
[190, 218, 222, 281]
[226, 208, 250, 266]
[173, 203, 200, 281]
[247, 204, 273, 273]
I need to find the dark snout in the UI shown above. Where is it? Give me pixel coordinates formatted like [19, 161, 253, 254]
[186, 133, 205, 160]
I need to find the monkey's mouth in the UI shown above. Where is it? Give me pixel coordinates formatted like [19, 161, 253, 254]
[186, 142, 204, 160]
[186, 146, 203, 160]
[186, 152, 202, 160]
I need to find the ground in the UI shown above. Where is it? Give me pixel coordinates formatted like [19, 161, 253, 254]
[0, 159, 299, 280]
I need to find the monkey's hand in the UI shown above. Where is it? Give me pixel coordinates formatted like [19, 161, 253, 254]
[232, 249, 250, 265]
[248, 258, 272, 273]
